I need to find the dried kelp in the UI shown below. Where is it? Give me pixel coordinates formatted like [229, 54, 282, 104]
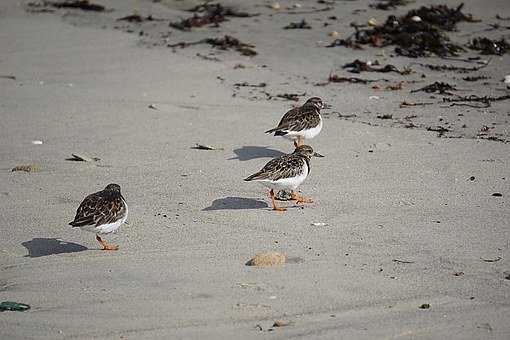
[443, 94, 510, 108]
[370, 0, 413, 10]
[332, 4, 476, 57]
[316, 74, 389, 86]
[43, 0, 105, 11]
[170, 3, 257, 31]
[411, 82, 456, 94]
[468, 37, 509, 55]
[462, 75, 489, 81]
[342, 59, 412, 75]
[117, 14, 161, 23]
[284, 19, 312, 29]
[412, 62, 489, 73]
[326, 38, 363, 49]
[168, 35, 257, 56]
[234, 82, 266, 88]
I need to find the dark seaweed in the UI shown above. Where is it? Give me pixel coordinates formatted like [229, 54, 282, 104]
[170, 3, 257, 31]
[412, 62, 489, 73]
[331, 4, 476, 57]
[443, 94, 510, 108]
[468, 37, 509, 55]
[284, 19, 312, 29]
[411, 82, 456, 94]
[46, 0, 105, 11]
[462, 75, 489, 81]
[168, 35, 257, 57]
[370, 0, 413, 11]
[342, 59, 412, 75]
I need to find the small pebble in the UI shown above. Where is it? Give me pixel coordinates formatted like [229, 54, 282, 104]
[246, 252, 286, 266]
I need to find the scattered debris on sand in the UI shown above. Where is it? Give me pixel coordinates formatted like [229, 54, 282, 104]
[117, 14, 162, 23]
[246, 252, 286, 266]
[411, 81, 456, 94]
[419, 303, 431, 309]
[316, 74, 390, 86]
[443, 94, 510, 108]
[370, 0, 413, 11]
[191, 143, 224, 151]
[28, 0, 106, 12]
[400, 101, 433, 107]
[412, 61, 489, 73]
[480, 256, 502, 262]
[170, 3, 257, 31]
[284, 19, 312, 29]
[462, 75, 489, 82]
[0, 301, 31, 312]
[468, 37, 509, 55]
[11, 165, 40, 173]
[343, 59, 412, 75]
[66, 153, 100, 162]
[234, 82, 267, 88]
[272, 320, 292, 327]
[329, 4, 477, 57]
[168, 35, 257, 56]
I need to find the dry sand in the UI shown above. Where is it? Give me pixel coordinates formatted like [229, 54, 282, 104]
[1, 0, 509, 339]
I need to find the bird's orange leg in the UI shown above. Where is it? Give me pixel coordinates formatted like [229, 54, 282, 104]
[270, 189, 286, 212]
[96, 235, 119, 251]
[291, 191, 313, 204]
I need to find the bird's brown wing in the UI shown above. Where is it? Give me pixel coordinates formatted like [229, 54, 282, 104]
[266, 106, 320, 133]
[70, 191, 126, 227]
[244, 154, 305, 181]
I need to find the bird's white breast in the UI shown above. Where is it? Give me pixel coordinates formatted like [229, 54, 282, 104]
[258, 162, 309, 190]
[281, 115, 322, 140]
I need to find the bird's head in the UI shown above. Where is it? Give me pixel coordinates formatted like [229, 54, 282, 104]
[293, 145, 324, 159]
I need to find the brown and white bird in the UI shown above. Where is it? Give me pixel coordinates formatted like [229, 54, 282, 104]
[244, 145, 323, 212]
[265, 97, 326, 148]
[69, 183, 128, 251]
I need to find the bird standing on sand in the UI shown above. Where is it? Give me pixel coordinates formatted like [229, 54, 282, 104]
[244, 145, 323, 212]
[69, 183, 128, 251]
[265, 97, 326, 148]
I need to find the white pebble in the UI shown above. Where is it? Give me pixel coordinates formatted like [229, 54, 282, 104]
[31, 140, 43, 145]
[504, 75, 510, 84]
[411, 16, 422, 22]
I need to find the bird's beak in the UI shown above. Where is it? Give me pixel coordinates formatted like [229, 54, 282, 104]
[313, 152, 325, 158]
[323, 103, 332, 109]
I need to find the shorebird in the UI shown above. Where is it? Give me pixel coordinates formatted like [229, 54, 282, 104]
[244, 145, 323, 212]
[69, 183, 128, 251]
[265, 97, 327, 148]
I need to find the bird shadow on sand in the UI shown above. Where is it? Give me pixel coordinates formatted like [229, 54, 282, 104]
[21, 238, 88, 258]
[203, 197, 269, 211]
[229, 146, 285, 161]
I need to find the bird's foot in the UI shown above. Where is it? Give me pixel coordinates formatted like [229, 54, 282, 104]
[96, 235, 119, 251]
[291, 192, 313, 204]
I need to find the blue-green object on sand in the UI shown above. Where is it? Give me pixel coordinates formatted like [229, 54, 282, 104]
[0, 301, 30, 312]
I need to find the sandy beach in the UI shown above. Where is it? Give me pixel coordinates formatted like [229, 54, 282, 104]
[1, 0, 509, 339]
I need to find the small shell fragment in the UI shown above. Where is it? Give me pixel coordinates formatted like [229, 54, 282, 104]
[368, 18, 378, 27]
[31, 140, 43, 145]
[411, 16, 422, 22]
[504, 75, 510, 84]
[328, 31, 339, 38]
[270, 2, 280, 10]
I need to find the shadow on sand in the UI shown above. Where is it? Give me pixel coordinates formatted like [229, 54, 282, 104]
[203, 197, 268, 211]
[21, 238, 88, 258]
[229, 146, 285, 161]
